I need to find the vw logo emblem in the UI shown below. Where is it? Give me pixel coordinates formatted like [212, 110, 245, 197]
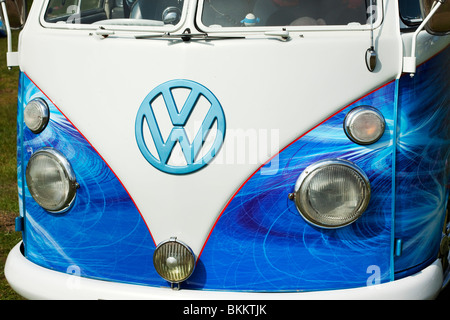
[135, 80, 226, 175]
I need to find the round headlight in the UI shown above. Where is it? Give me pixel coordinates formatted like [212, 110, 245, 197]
[153, 238, 195, 284]
[344, 106, 385, 145]
[24, 98, 50, 134]
[294, 159, 370, 228]
[26, 148, 78, 213]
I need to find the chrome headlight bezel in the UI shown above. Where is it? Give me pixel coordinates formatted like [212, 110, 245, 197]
[344, 106, 385, 145]
[24, 98, 50, 134]
[153, 237, 196, 284]
[25, 148, 78, 214]
[294, 159, 371, 229]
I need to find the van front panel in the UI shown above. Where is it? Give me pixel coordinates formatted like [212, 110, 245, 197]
[10, 0, 449, 296]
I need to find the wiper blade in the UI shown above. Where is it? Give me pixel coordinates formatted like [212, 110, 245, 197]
[135, 28, 244, 41]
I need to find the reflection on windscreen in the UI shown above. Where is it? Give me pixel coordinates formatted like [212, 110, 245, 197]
[44, 0, 185, 26]
[202, 0, 370, 27]
[44, 0, 374, 28]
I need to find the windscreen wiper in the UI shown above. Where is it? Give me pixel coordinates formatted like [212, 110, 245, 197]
[135, 28, 245, 41]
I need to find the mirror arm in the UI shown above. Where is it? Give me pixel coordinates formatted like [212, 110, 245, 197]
[403, 0, 445, 76]
[0, 0, 19, 69]
[0, 0, 12, 53]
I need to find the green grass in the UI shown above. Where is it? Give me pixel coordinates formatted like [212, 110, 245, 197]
[0, 29, 25, 300]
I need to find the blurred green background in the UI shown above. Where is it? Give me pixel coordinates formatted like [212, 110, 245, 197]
[0, 25, 23, 299]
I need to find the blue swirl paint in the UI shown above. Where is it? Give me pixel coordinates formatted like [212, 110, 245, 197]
[187, 81, 397, 292]
[0, 18, 6, 37]
[17, 46, 448, 292]
[19, 74, 164, 286]
[394, 47, 450, 275]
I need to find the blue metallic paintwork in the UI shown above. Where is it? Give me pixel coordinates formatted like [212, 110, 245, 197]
[17, 73, 25, 221]
[0, 18, 6, 37]
[394, 47, 450, 275]
[189, 48, 449, 291]
[188, 82, 396, 292]
[18, 73, 165, 287]
[17, 47, 448, 292]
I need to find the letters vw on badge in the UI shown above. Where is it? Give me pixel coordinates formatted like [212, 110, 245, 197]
[135, 80, 226, 174]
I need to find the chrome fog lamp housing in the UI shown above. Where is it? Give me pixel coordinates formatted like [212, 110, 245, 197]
[294, 159, 371, 229]
[153, 237, 196, 285]
[26, 148, 78, 213]
[24, 98, 50, 134]
[344, 106, 385, 145]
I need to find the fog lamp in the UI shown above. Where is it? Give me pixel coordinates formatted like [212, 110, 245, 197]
[153, 238, 195, 284]
[344, 106, 385, 145]
[26, 148, 78, 213]
[24, 98, 49, 134]
[294, 159, 371, 228]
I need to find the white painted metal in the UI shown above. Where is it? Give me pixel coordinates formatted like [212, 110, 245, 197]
[18, 0, 402, 256]
[5, 242, 444, 300]
[8, 0, 450, 300]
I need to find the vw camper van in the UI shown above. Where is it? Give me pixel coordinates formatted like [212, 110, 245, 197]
[3, 0, 450, 299]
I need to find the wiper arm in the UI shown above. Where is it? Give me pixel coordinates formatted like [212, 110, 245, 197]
[264, 29, 290, 41]
[89, 26, 116, 38]
[135, 28, 198, 41]
[135, 28, 244, 41]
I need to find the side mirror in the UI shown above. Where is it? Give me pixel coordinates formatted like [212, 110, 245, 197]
[4, 0, 26, 30]
[403, 0, 448, 75]
[421, 0, 450, 35]
[0, 0, 26, 68]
